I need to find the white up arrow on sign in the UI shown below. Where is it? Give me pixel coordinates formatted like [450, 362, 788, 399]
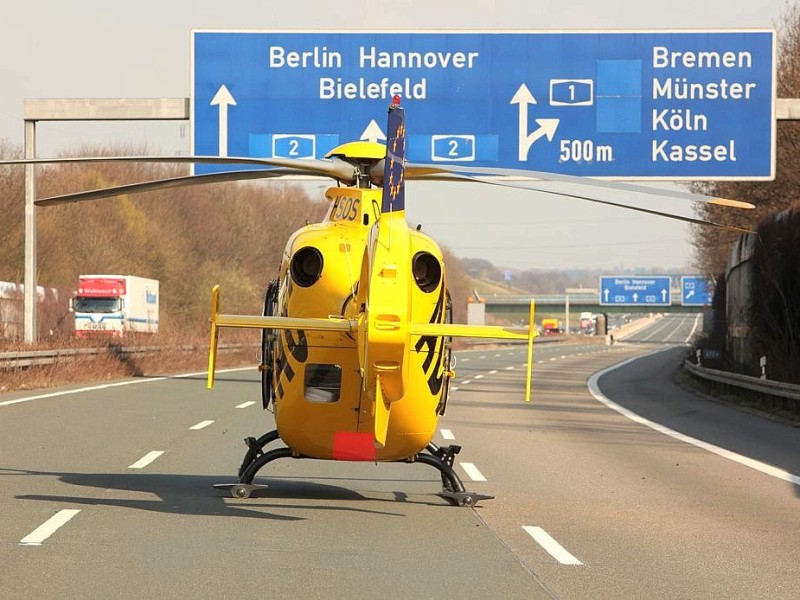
[210, 84, 236, 157]
[360, 119, 386, 143]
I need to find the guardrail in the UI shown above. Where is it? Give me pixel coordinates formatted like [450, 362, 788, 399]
[0, 343, 250, 370]
[684, 359, 800, 403]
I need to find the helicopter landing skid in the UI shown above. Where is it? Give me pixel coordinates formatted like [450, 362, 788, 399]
[414, 443, 494, 507]
[212, 482, 268, 499]
[216, 432, 492, 506]
[237, 431, 281, 479]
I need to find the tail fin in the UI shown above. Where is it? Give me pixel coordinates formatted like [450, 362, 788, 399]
[381, 96, 406, 213]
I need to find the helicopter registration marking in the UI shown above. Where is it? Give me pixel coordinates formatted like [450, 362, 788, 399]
[330, 195, 361, 222]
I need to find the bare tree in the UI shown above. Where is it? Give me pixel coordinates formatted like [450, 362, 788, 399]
[691, 4, 800, 275]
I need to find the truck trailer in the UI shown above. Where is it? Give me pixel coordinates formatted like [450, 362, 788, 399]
[73, 275, 159, 338]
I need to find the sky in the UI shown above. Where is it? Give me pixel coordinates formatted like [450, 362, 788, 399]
[0, 0, 793, 272]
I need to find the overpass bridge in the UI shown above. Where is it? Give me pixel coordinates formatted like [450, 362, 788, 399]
[479, 290, 707, 329]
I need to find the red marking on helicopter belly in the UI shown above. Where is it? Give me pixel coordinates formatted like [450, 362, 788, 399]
[332, 431, 377, 461]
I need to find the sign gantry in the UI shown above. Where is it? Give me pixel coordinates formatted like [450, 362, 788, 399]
[193, 29, 775, 179]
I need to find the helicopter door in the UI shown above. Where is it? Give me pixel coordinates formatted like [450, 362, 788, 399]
[260, 280, 280, 410]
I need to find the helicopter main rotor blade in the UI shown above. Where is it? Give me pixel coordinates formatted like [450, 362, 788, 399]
[0, 154, 360, 185]
[405, 163, 755, 210]
[408, 171, 754, 234]
[34, 168, 310, 206]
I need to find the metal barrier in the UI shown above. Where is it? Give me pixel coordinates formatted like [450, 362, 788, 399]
[684, 359, 800, 403]
[0, 343, 250, 370]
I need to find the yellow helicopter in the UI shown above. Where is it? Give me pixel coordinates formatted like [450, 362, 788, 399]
[2, 97, 753, 506]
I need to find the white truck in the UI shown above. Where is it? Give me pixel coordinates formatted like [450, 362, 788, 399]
[72, 275, 159, 338]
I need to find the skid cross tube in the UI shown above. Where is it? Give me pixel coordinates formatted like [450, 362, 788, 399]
[218, 431, 492, 506]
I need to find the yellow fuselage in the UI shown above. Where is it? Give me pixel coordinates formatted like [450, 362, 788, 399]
[272, 187, 450, 461]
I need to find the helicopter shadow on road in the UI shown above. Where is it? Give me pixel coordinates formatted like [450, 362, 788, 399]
[3, 469, 432, 520]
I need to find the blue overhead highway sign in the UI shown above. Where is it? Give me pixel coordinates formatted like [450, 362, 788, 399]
[192, 30, 775, 179]
[600, 276, 672, 306]
[681, 276, 714, 306]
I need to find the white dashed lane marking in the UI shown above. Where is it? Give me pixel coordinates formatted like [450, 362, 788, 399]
[460, 462, 487, 482]
[236, 401, 256, 409]
[440, 429, 455, 440]
[189, 420, 214, 430]
[523, 526, 583, 565]
[128, 451, 165, 469]
[20, 510, 81, 546]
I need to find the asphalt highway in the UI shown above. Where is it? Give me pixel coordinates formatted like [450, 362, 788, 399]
[2, 314, 798, 598]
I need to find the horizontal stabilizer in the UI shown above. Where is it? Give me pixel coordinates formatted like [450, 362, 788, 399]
[213, 313, 353, 333]
[409, 322, 532, 340]
[207, 285, 353, 388]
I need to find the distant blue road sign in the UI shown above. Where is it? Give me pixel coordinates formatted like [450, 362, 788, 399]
[599, 276, 672, 306]
[681, 276, 713, 306]
[192, 30, 774, 178]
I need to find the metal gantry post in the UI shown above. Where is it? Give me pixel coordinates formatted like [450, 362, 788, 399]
[21, 98, 189, 342]
[23, 120, 36, 342]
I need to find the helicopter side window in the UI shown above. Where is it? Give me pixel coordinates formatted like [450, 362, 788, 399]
[304, 364, 342, 403]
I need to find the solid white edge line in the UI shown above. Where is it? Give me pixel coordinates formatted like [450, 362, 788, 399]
[523, 526, 583, 565]
[128, 450, 165, 469]
[587, 349, 800, 486]
[20, 509, 81, 546]
[460, 462, 487, 482]
[189, 420, 214, 430]
[685, 314, 701, 344]
[0, 366, 255, 408]
[440, 428, 455, 440]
